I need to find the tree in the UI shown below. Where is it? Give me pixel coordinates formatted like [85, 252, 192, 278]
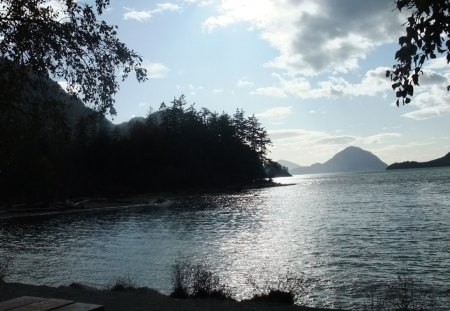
[388, 0, 450, 106]
[0, 0, 147, 115]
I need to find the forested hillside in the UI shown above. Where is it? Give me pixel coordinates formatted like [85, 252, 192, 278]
[1, 85, 271, 203]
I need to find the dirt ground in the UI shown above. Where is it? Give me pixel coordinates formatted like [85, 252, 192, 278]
[0, 282, 341, 311]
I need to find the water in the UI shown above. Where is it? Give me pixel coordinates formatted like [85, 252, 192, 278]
[1, 168, 449, 309]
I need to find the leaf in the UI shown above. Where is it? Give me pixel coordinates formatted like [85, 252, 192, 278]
[407, 84, 414, 96]
[385, 70, 390, 78]
[392, 82, 401, 90]
[405, 97, 411, 104]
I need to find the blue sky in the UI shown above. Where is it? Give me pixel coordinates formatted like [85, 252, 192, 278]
[84, 0, 449, 165]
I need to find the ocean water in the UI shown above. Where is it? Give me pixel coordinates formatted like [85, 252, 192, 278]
[1, 168, 449, 309]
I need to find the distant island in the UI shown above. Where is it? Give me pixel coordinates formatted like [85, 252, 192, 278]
[387, 152, 450, 170]
[279, 146, 387, 175]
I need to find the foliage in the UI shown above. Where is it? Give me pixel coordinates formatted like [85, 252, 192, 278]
[363, 270, 436, 311]
[107, 274, 138, 292]
[388, 0, 450, 106]
[0, 0, 147, 115]
[170, 260, 233, 300]
[247, 271, 310, 305]
[0, 93, 271, 203]
[0, 260, 7, 282]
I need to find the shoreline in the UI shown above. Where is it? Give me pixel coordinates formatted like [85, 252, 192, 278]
[0, 180, 295, 220]
[0, 282, 342, 311]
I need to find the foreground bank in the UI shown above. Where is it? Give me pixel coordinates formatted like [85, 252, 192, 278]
[0, 282, 339, 311]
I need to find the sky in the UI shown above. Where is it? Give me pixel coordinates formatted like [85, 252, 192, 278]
[87, 0, 450, 165]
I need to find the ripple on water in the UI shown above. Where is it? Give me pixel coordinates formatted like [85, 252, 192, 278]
[1, 168, 449, 310]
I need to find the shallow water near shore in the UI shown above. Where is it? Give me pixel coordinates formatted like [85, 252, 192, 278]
[1, 168, 449, 309]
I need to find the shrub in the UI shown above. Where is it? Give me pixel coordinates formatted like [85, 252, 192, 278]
[363, 270, 436, 311]
[247, 270, 310, 305]
[0, 260, 8, 282]
[170, 260, 233, 300]
[108, 274, 138, 292]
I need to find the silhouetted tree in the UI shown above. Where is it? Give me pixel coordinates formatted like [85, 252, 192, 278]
[0, 0, 147, 115]
[388, 0, 450, 106]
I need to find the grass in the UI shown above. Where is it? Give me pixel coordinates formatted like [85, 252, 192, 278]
[0, 261, 7, 282]
[107, 274, 138, 292]
[363, 270, 436, 311]
[246, 270, 311, 305]
[170, 260, 233, 300]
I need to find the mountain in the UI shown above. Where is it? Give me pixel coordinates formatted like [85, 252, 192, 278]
[277, 160, 301, 171]
[290, 146, 387, 175]
[387, 152, 450, 170]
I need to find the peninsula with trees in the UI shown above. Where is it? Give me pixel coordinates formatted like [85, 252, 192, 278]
[387, 152, 450, 170]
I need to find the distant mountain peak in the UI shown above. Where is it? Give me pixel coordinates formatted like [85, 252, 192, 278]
[291, 146, 387, 175]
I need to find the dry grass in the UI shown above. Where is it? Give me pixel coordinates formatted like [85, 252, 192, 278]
[362, 270, 436, 311]
[170, 260, 233, 300]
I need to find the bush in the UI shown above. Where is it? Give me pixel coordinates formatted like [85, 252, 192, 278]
[0, 260, 8, 282]
[363, 270, 436, 311]
[170, 260, 233, 300]
[107, 274, 138, 292]
[246, 270, 310, 305]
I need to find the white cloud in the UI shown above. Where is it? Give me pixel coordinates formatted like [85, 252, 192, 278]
[183, 0, 214, 6]
[40, 0, 69, 21]
[123, 3, 181, 22]
[203, 0, 403, 75]
[57, 81, 81, 94]
[144, 62, 170, 78]
[177, 84, 204, 96]
[153, 3, 182, 13]
[256, 106, 293, 122]
[400, 68, 450, 120]
[254, 66, 392, 99]
[237, 78, 255, 88]
[253, 86, 287, 98]
[212, 88, 224, 94]
[124, 9, 152, 22]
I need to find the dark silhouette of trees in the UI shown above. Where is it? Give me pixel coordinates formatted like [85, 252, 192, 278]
[388, 0, 450, 106]
[0, 93, 273, 203]
[0, 0, 146, 115]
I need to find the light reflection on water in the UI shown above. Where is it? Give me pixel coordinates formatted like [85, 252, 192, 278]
[1, 168, 450, 309]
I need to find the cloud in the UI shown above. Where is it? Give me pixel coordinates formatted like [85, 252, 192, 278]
[256, 106, 293, 122]
[237, 78, 255, 88]
[123, 3, 181, 22]
[183, 0, 214, 6]
[400, 68, 450, 120]
[144, 62, 170, 78]
[39, 0, 70, 20]
[254, 66, 392, 99]
[203, 0, 403, 75]
[176, 84, 204, 96]
[153, 3, 182, 13]
[402, 106, 450, 120]
[124, 9, 152, 22]
[316, 136, 356, 145]
[253, 86, 287, 98]
[212, 88, 224, 94]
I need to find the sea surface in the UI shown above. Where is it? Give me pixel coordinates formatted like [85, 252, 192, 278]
[1, 168, 449, 309]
